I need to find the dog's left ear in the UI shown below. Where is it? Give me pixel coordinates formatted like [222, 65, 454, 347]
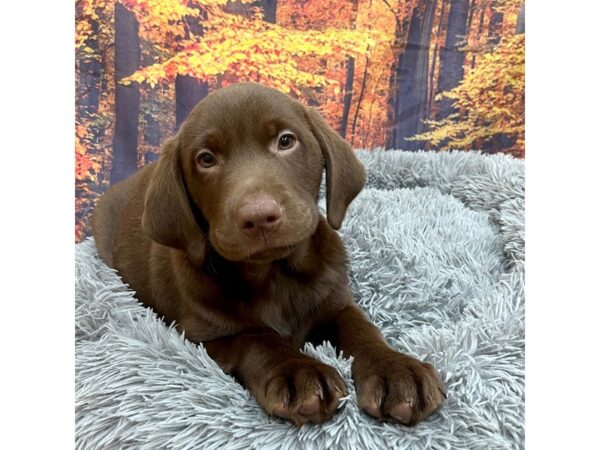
[304, 106, 366, 229]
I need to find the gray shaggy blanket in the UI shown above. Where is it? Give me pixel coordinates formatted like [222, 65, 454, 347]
[75, 150, 524, 450]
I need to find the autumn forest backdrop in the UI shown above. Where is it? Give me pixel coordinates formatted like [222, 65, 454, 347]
[75, 0, 525, 241]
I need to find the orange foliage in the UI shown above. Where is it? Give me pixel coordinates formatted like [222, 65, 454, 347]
[74, 0, 525, 242]
[121, 3, 375, 96]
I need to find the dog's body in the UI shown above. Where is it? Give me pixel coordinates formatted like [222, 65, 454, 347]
[94, 163, 348, 344]
[93, 83, 444, 426]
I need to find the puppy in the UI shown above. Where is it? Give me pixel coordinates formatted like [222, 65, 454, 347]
[92, 83, 445, 426]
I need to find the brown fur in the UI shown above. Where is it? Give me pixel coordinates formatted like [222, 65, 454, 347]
[92, 83, 445, 426]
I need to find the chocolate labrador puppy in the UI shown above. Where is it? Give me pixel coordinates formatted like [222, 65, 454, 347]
[92, 82, 445, 426]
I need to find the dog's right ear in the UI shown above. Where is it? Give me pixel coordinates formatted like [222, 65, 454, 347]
[141, 137, 206, 265]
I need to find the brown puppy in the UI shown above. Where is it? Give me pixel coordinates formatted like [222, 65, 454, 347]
[92, 83, 445, 426]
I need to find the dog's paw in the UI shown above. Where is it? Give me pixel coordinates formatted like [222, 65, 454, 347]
[353, 350, 445, 426]
[261, 358, 347, 426]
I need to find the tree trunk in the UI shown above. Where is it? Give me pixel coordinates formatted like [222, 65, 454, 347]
[471, 0, 488, 69]
[389, 0, 438, 150]
[385, 0, 415, 148]
[427, 0, 448, 115]
[483, 0, 513, 153]
[111, 2, 141, 184]
[144, 113, 161, 147]
[487, 0, 504, 46]
[516, 3, 525, 34]
[78, 20, 102, 115]
[175, 10, 209, 130]
[437, 0, 470, 122]
[351, 55, 369, 143]
[339, 57, 355, 139]
[175, 77, 209, 130]
[466, 0, 476, 34]
[338, 0, 359, 139]
[262, 0, 277, 23]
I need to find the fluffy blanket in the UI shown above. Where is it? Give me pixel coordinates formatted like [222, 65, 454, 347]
[75, 150, 525, 450]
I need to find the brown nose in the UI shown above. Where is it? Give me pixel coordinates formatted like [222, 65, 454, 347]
[236, 194, 283, 239]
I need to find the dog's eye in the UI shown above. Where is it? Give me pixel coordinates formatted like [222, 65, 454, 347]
[196, 150, 217, 168]
[278, 133, 297, 151]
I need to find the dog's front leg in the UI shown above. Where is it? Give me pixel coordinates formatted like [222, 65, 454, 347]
[311, 293, 446, 426]
[203, 328, 347, 426]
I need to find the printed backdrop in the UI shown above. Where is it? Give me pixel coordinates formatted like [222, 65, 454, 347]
[75, 0, 525, 241]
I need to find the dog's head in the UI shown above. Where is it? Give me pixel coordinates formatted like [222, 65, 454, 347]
[141, 83, 365, 263]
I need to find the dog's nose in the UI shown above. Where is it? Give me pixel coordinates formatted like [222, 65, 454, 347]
[236, 194, 283, 238]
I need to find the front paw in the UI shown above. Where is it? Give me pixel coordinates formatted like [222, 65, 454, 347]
[259, 358, 348, 426]
[353, 350, 445, 426]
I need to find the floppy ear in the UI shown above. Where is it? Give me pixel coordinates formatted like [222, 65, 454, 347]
[141, 137, 206, 265]
[304, 107, 366, 229]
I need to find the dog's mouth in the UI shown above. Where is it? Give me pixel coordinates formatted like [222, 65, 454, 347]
[210, 225, 315, 263]
[215, 235, 304, 263]
[244, 242, 298, 263]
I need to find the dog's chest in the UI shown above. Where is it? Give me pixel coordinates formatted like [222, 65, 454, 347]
[247, 270, 330, 338]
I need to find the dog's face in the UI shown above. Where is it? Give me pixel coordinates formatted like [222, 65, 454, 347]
[179, 85, 324, 262]
[142, 83, 365, 264]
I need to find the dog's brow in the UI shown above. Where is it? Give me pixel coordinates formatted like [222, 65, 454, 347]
[265, 118, 298, 137]
[192, 128, 225, 151]
[265, 121, 278, 137]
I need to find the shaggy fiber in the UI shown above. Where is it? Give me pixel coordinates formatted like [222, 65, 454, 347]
[75, 150, 524, 450]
